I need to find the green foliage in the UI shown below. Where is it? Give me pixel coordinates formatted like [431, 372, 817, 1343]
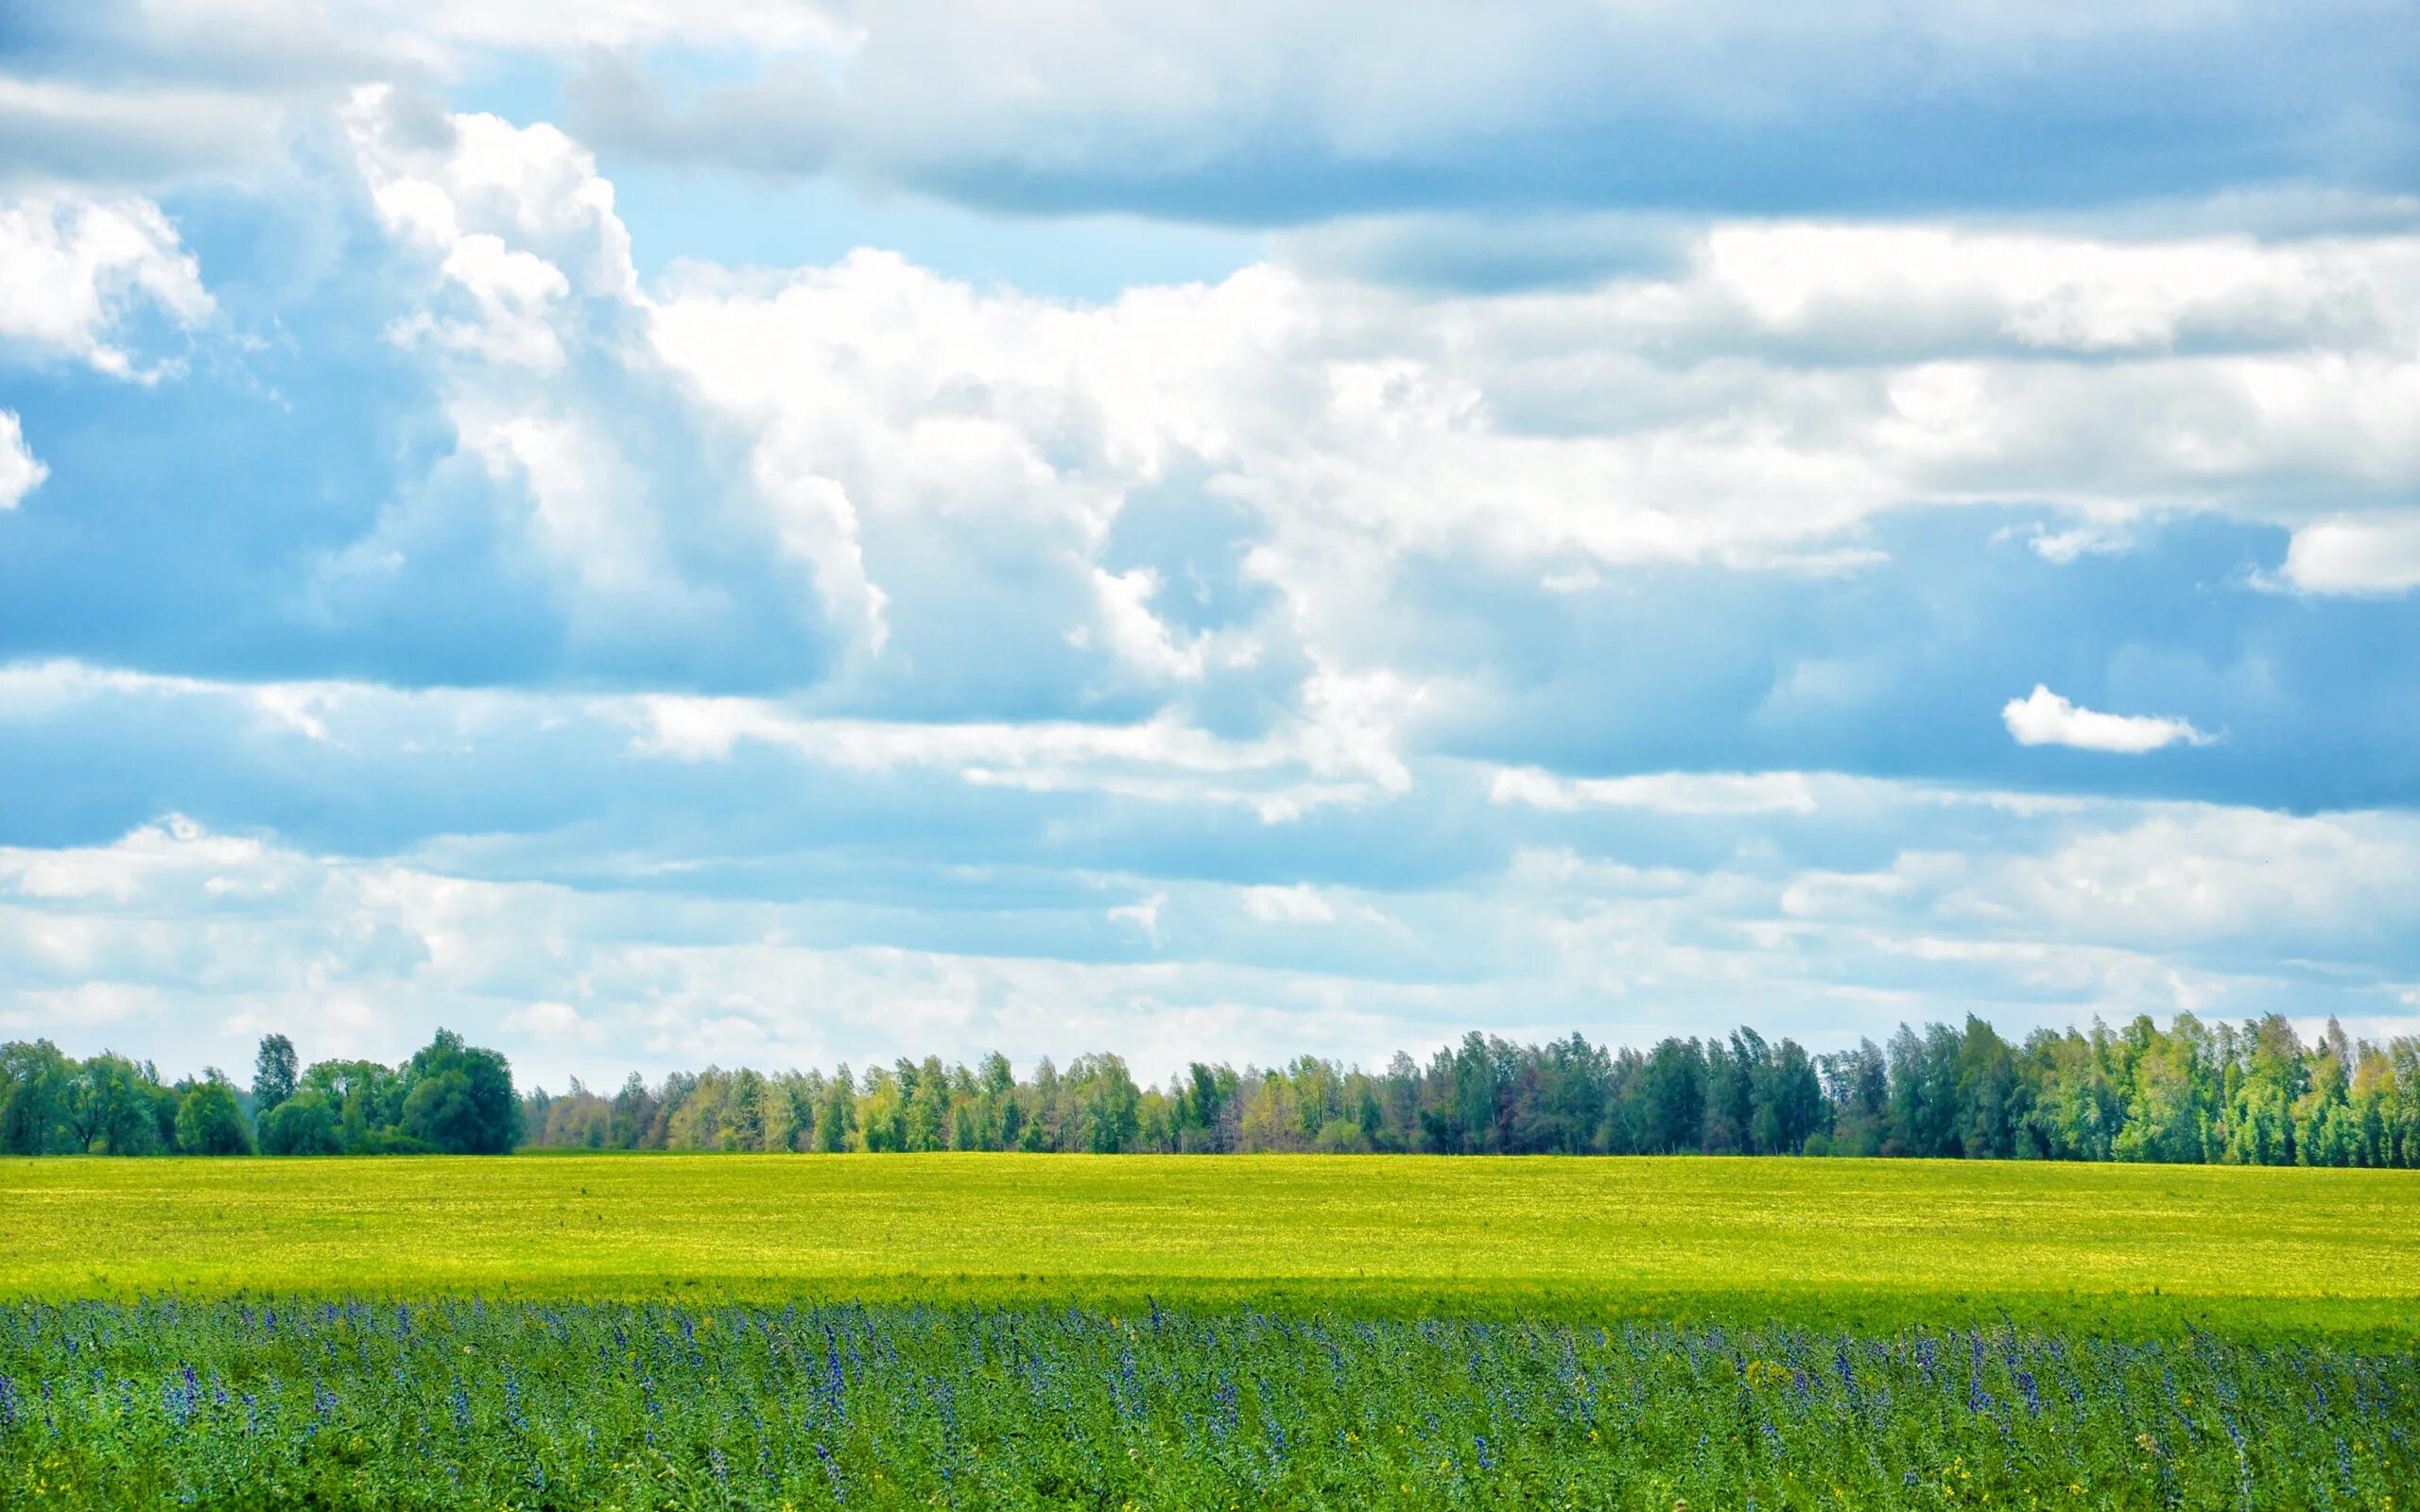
[0, 1040, 76, 1156]
[302, 1058, 405, 1150]
[250, 1035, 297, 1122]
[257, 1091, 342, 1157]
[2, 1297, 2413, 1510]
[66, 1055, 164, 1156]
[399, 1029, 520, 1155]
[0, 1027, 519, 1162]
[174, 1079, 253, 1157]
[518, 1011, 2420, 1168]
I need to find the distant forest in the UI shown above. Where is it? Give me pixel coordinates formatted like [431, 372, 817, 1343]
[9, 1013, 2417, 1166]
[0, 1029, 519, 1157]
[526, 1013, 2420, 1168]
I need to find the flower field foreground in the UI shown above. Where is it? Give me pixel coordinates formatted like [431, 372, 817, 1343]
[3, 1298, 2413, 1510]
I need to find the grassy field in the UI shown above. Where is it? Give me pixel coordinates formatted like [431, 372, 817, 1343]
[4, 1153, 2414, 1333]
[8, 1156, 2417, 1507]
[12, 1297, 2415, 1509]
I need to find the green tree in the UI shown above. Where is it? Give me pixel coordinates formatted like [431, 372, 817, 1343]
[175, 1077, 254, 1155]
[903, 1057, 950, 1152]
[0, 1040, 77, 1155]
[260, 1089, 344, 1155]
[813, 1066, 856, 1153]
[2115, 1019, 2204, 1163]
[399, 1028, 521, 1154]
[1640, 1039, 1705, 1155]
[304, 1059, 406, 1151]
[69, 1053, 165, 1155]
[252, 1034, 299, 1121]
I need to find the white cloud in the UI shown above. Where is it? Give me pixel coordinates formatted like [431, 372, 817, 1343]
[2014, 519, 2135, 563]
[0, 410, 44, 508]
[2001, 685, 2212, 754]
[622, 694, 1401, 822]
[1240, 884, 1338, 924]
[629, 207, 2420, 729]
[503, 999, 593, 1041]
[290, 92, 2420, 746]
[1, 982, 172, 1034]
[0, 660, 370, 743]
[0, 193, 213, 376]
[4, 780, 2417, 1089]
[1491, 766, 1820, 815]
[1083, 566, 1212, 684]
[1953, 807, 2420, 950]
[1107, 892, 1166, 943]
[2278, 514, 2420, 596]
[8, 6, 2420, 1092]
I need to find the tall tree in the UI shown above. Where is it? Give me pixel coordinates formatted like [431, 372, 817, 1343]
[252, 1035, 299, 1121]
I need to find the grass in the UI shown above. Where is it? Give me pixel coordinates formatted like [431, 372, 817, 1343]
[7, 1156, 2416, 1507]
[3, 1153, 2415, 1336]
[9, 1297, 2414, 1509]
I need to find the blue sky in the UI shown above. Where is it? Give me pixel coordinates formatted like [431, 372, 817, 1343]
[3, 1, 2419, 1090]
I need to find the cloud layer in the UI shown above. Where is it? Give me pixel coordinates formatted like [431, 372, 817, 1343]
[0, 4, 2416, 1082]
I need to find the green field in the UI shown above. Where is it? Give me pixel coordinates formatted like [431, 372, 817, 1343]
[9, 1155, 2419, 1507]
[6, 1153, 2415, 1333]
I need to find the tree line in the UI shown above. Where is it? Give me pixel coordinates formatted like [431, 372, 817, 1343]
[12, 1012, 2416, 1165]
[524, 1012, 2420, 1167]
[0, 1028, 520, 1156]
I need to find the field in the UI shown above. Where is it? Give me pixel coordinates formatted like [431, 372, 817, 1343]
[3, 1153, 2417, 1331]
[4, 1156, 2416, 1508]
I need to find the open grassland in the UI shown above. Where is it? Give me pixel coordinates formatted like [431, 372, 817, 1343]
[3, 1153, 2415, 1335]
[7, 1157, 2416, 1507]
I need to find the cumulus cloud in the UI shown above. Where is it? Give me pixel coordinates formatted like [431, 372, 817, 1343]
[4, 3, 2419, 1077]
[2279, 515, 2420, 596]
[2002, 686, 2213, 754]
[19, 84, 2420, 722]
[0, 193, 213, 375]
[0, 411, 44, 508]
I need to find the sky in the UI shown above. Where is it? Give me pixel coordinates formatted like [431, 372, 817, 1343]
[3, 1, 2419, 1092]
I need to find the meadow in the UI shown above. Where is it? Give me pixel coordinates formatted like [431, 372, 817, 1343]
[4, 1156, 2415, 1507]
[3, 1153, 2417, 1332]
